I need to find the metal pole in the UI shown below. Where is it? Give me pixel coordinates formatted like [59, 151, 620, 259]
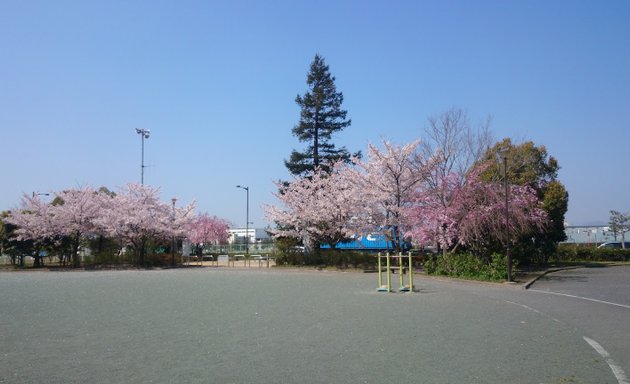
[171, 198, 176, 266]
[504, 156, 512, 282]
[386, 253, 391, 292]
[135, 128, 150, 185]
[399, 252, 404, 290]
[409, 252, 414, 291]
[246, 187, 249, 256]
[140, 134, 144, 184]
[236, 185, 250, 260]
[377, 253, 382, 289]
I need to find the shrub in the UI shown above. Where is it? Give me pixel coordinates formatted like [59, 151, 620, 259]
[274, 247, 377, 268]
[88, 251, 120, 265]
[316, 249, 376, 268]
[424, 252, 511, 281]
[552, 244, 630, 262]
[274, 248, 307, 266]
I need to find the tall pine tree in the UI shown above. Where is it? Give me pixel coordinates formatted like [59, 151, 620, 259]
[285, 54, 357, 176]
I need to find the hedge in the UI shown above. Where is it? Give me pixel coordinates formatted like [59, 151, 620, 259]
[552, 244, 630, 262]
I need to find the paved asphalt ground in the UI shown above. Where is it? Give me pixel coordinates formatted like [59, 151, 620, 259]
[1, 265, 628, 384]
[526, 265, 630, 384]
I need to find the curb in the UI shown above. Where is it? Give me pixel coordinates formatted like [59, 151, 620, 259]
[522, 266, 582, 290]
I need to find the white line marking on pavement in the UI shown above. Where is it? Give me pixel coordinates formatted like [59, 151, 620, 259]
[529, 290, 630, 309]
[505, 300, 542, 314]
[583, 336, 630, 384]
[504, 300, 561, 323]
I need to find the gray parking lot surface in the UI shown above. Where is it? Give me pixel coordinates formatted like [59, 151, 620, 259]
[1, 268, 627, 383]
[529, 265, 630, 307]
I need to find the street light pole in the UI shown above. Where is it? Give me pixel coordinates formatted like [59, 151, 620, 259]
[503, 155, 512, 282]
[171, 197, 177, 267]
[236, 185, 250, 255]
[135, 128, 150, 184]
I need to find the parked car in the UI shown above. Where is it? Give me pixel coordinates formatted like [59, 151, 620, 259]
[597, 242, 630, 249]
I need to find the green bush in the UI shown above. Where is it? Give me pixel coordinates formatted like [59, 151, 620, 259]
[424, 252, 511, 281]
[273, 248, 307, 265]
[88, 251, 124, 265]
[552, 244, 630, 262]
[317, 249, 376, 268]
[274, 247, 377, 268]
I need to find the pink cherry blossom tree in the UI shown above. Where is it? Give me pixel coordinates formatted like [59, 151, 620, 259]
[348, 139, 434, 251]
[265, 161, 362, 250]
[406, 163, 547, 256]
[404, 170, 461, 251]
[8, 184, 196, 267]
[186, 213, 230, 253]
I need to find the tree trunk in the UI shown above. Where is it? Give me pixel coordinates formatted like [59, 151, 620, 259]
[72, 234, 81, 268]
[136, 238, 147, 266]
[313, 119, 319, 169]
[392, 225, 401, 253]
[33, 249, 42, 268]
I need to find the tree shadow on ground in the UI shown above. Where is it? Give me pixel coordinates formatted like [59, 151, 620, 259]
[540, 274, 589, 283]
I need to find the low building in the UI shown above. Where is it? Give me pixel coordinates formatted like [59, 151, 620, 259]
[563, 226, 616, 245]
[228, 228, 271, 245]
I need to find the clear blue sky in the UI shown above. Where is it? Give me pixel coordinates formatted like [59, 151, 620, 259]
[2, 1, 629, 227]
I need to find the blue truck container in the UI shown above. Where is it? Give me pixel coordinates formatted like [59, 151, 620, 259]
[321, 232, 411, 251]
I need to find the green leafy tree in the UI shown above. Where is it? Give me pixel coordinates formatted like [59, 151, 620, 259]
[1, 210, 35, 266]
[479, 138, 569, 263]
[0, 212, 7, 254]
[285, 54, 357, 176]
[1, 211, 13, 264]
[609, 210, 630, 248]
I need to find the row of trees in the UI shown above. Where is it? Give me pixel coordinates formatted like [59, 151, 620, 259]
[2, 184, 230, 267]
[272, 54, 568, 264]
[267, 137, 564, 263]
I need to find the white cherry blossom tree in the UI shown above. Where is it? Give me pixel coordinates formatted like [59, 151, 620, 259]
[5, 194, 55, 267]
[95, 183, 195, 265]
[49, 187, 106, 267]
[266, 162, 362, 250]
[8, 183, 196, 267]
[349, 139, 433, 251]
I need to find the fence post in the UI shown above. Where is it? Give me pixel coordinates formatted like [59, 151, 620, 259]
[386, 253, 391, 292]
[408, 251, 413, 292]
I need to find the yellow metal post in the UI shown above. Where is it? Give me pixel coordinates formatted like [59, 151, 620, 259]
[386, 253, 391, 292]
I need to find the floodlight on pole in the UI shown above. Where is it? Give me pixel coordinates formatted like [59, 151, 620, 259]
[171, 197, 177, 267]
[236, 185, 250, 255]
[135, 128, 150, 184]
